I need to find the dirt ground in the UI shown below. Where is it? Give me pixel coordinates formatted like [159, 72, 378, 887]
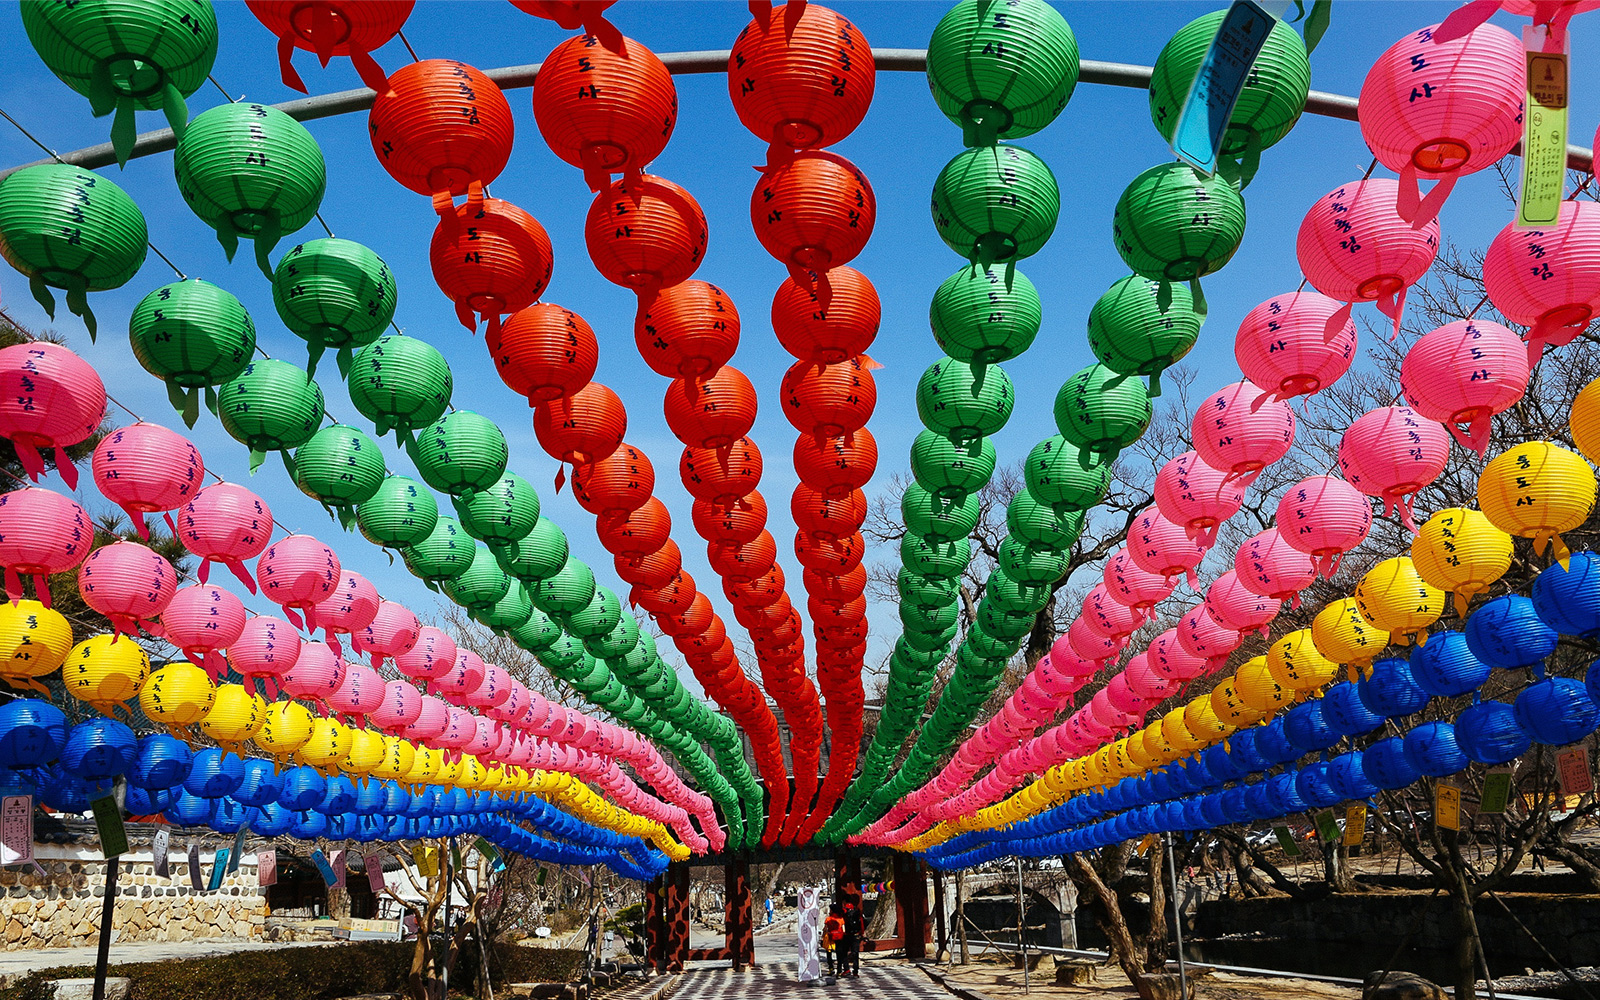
[925, 955, 1360, 1000]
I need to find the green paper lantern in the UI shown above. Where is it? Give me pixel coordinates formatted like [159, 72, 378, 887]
[902, 484, 981, 544]
[346, 335, 453, 445]
[1150, 10, 1310, 182]
[931, 145, 1060, 267]
[400, 516, 476, 587]
[0, 164, 147, 339]
[901, 533, 972, 580]
[1112, 162, 1246, 304]
[293, 423, 386, 526]
[910, 429, 997, 501]
[1005, 491, 1085, 551]
[916, 357, 1014, 442]
[999, 537, 1068, 586]
[1054, 363, 1153, 461]
[21, 0, 217, 167]
[977, 600, 1036, 640]
[566, 585, 623, 641]
[966, 627, 1018, 662]
[454, 472, 540, 544]
[215, 358, 325, 474]
[985, 573, 1051, 615]
[491, 516, 569, 583]
[441, 543, 511, 612]
[1024, 435, 1110, 512]
[410, 411, 508, 497]
[902, 623, 959, 654]
[901, 599, 959, 636]
[472, 579, 533, 633]
[510, 607, 562, 653]
[926, 0, 1079, 146]
[537, 633, 588, 673]
[355, 475, 438, 550]
[893, 641, 945, 671]
[531, 556, 597, 620]
[127, 278, 254, 425]
[174, 102, 325, 278]
[271, 238, 397, 379]
[928, 265, 1042, 364]
[587, 613, 642, 661]
[897, 568, 959, 610]
[1086, 275, 1201, 397]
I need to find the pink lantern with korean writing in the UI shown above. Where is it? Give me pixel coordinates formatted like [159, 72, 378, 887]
[1338, 405, 1452, 531]
[1154, 450, 1245, 546]
[1400, 318, 1530, 456]
[1234, 291, 1358, 401]
[351, 600, 420, 668]
[159, 584, 246, 680]
[1082, 583, 1139, 640]
[1127, 506, 1206, 587]
[0, 488, 91, 605]
[312, 570, 379, 654]
[226, 615, 300, 698]
[1089, 688, 1141, 734]
[256, 534, 340, 630]
[404, 694, 451, 743]
[1177, 603, 1242, 671]
[1065, 615, 1124, 666]
[91, 423, 204, 540]
[1104, 672, 1149, 717]
[1297, 178, 1440, 338]
[1205, 569, 1282, 636]
[77, 541, 177, 638]
[1276, 475, 1374, 577]
[466, 662, 512, 711]
[435, 705, 478, 751]
[371, 679, 423, 736]
[1102, 548, 1175, 618]
[435, 649, 486, 705]
[1151, 628, 1208, 682]
[1235, 528, 1318, 606]
[326, 662, 384, 727]
[178, 482, 274, 592]
[0, 342, 105, 490]
[395, 625, 457, 685]
[1484, 202, 1600, 366]
[1190, 381, 1295, 487]
[489, 677, 528, 723]
[466, 716, 498, 757]
[1126, 650, 1180, 702]
[278, 639, 345, 707]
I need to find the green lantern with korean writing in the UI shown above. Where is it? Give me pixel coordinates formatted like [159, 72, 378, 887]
[293, 423, 386, 527]
[1054, 363, 1153, 461]
[928, 264, 1042, 364]
[453, 472, 539, 544]
[926, 0, 1080, 146]
[215, 358, 325, 474]
[355, 475, 437, 549]
[271, 238, 396, 379]
[127, 278, 254, 425]
[1086, 274, 1201, 397]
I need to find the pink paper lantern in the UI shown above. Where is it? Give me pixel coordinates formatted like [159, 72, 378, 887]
[1126, 506, 1206, 587]
[1205, 569, 1282, 635]
[1235, 529, 1318, 605]
[313, 570, 380, 652]
[326, 662, 385, 726]
[467, 663, 512, 710]
[1151, 628, 1208, 681]
[466, 716, 498, 757]
[435, 706, 478, 751]
[0, 343, 105, 490]
[1069, 706, 1113, 744]
[1066, 616, 1124, 666]
[1154, 450, 1245, 546]
[1104, 672, 1147, 717]
[1434, 1, 1600, 47]
[405, 695, 451, 743]
[1276, 474, 1374, 577]
[226, 615, 300, 698]
[1234, 290, 1358, 400]
[1297, 178, 1440, 337]
[278, 639, 345, 705]
[1102, 548, 1175, 616]
[435, 649, 486, 704]
[395, 626, 458, 683]
[159, 584, 246, 680]
[91, 423, 204, 541]
[1126, 651, 1180, 701]
[1338, 405, 1452, 531]
[0, 488, 92, 604]
[177, 483, 274, 592]
[490, 678, 530, 724]
[1400, 318, 1531, 455]
[1190, 381, 1295, 487]
[1082, 583, 1139, 639]
[1358, 22, 1524, 226]
[1177, 604, 1243, 671]
[351, 600, 420, 667]
[1484, 202, 1600, 366]
[1089, 688, 1140, 733]
[371, 679, 424, 736]
[1048, 633, 1101, 679]
[257, 534, 341, 630]
[77, 540, 177, 638]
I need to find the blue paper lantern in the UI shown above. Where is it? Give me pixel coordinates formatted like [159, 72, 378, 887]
[210, 797, 255, 834]
[1465, 594, 1556, 670]
[130, 734, 192, 790]
[37, 766, 106, 813]
[277, 765, 327, 811]
[1403, 721, 1467, 777]
[60, 719, 137, 782]
[1532, 553, 1600, 638]
[1199, 792, 1229, 828]
[1267, 772, 1308, 816]
[1361, 737, 1420, 790]
[1296, 761, 1343, 809]
[1202, 742, 1246, 783]
[291, 808, 328, 840]
[1409, 632, 1492, 698]
[1455, 700, 1531, 765]
[0, 699, 68, 769]
[379, 780, 409, 817]
[324, 811, 355, 839]
[1253, 718, 1301, 765]
[1322, 682, 1383, 737]
[1359, 657, 1429, 718]
[1515, 676, 1600, 745]
[319, 775, 357, 815]
[1224, 730, 1268, 773]
[352, 778, 386, 816]
[1244, 780, 1279, 820]
[1326, 751, 1377, 801]
[125, 783, 176, 815]
[167, 789, 214, 826]
[232, 758, 284, 807]
[184, 747, 244, 798]
[252, 800, 294, 836]
[1283, 702, 1340, 753]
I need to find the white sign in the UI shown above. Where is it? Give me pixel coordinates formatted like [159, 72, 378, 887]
[796, 885, 821, 982]
[152, 828, 171, 878]
[0, 795, 32, 867]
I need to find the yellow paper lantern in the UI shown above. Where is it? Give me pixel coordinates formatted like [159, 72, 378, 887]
[1356, 556, 1446, 644]
[199, 683, 265, 755]
[435, 751, 463, 787]
[1043, 763, 1073, 795]
[1234, 655, 1293, 715]
[407, 745, 442, 787]
[299, 716, 352, 771]
[256, 700, 314, 758]
[64, 633, 149, 716]
[1209, 677, 1266, 729]
[1410, 507, 1514, 613]
[0, 599, 73, 694]
[1160, 706, 1205, 753]
[1183, 695, 1234, 744]
[1311, 597, 1390, 672]
[1125, 729, 1159, 770]
[373, 735, 417, 781]
[1570, 376, 1600, 466]
[1267, 628, 1341, 692]
[342, 727, 385, 780]
[456, 753, 486, 790]
[138, 661, 216, 733]
[1478, 441, 1596, 564]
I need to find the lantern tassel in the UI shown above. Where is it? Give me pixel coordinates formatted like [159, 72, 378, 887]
[1432, 0, 1501, 42]
[160, 82, 190, 150]
[62, 276, 97, 342]
[454, 299, 477, 334]
[1189, 278, 1208, 321]
[27, 275, 56, 322]
[348, 48, 395, 99]
[276, 34, 309, 93]
[282, 607, 304, 631]
[109, 99, 137, 172]
[1374, 285, 1409, 341]
[3, 567, 21, 605]
[223, 557, 257, 594]
[253, 217, 282, 281]
[30, 573, 49, 609]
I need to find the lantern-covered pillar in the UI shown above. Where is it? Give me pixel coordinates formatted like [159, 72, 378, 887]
[726, 857, 754, 971]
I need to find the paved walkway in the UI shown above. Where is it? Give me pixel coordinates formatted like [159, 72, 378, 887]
[0, 939, 339, 982]
[675, 961, 950, 999]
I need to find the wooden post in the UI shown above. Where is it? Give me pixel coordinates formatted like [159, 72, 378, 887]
[666, 862, 690, 973]
[644, 874, 667, 973]
[895, 854, 928, 961]
[726, 857, 753, 970]
[956, 870, 968, 965]
[91, 857, 118, 1000]
[933, 869, 947, 962]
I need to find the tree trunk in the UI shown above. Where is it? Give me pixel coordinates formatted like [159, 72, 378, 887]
[865, 886, 898, 940]
[1145, 838, 1170, 971]
[1537, 842, 1600, 893]
[1068, 853, 1179, 1000]
[955, 871, 968, 965]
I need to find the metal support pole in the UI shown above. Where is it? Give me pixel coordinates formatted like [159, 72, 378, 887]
[1017, 857, 1028, 995]
[440, 838, 453, 1000]
[92, 856, 119, 1000]
[1165, 834, 1189, 1000]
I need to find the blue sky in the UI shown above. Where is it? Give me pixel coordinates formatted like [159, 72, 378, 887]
[1, 1, 1594, 699]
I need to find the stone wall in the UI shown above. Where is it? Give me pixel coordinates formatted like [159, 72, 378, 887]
[1, 848, 265, 951]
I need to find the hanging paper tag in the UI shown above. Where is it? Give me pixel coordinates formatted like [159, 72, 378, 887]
[1343, 805, 1366, 847]
[311, 848, 338, 886]
[1517, 25, 1569, 228]
[412, 845, 438, 877]
[152, 828, 171, 878]
[1170, 0, 1285, 174]
[1314, 810, 1340, 843]
[91, 795, 128, 860]
[474, 837, 505, 873]
[208, 849, 229, 891]
[258, 849, 278, 888]
[1136, 834, 1158, 857]
[1272, 826, 1301, 857]
[331, 849, 347, 889]
[1, 795, 33, 867]
[365, 852, 387, 894]
[1480, 769, 1514, 815]
[1558, 746, 1594, 797]
[228, 825, 249, 874]
[1436, 783, 1462, 831]
[187, 843, 204, 891]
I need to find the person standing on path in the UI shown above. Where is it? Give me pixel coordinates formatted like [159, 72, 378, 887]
[840, 900, 863, 978]
[823, 904, 845, 978]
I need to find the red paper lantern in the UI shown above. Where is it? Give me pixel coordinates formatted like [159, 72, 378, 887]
[585, 174, 707, 294]
[771, 265, 880, 363]
[790, 485, 866, 540]
[614, 540, 682, 589]
[735, 595, 794, 632]
[794, 531, 863, 574]
[570, 443, 655, 515]
[693, 492, 768, 544]
[726, 568, 786, 609]
[634, 280, 740, 378]
[534, 382, 627, 467]
[246, 0, 413, 94]
[780, 356, 876, 437]
[804, 564, 866, 604]
[431, 198, 553, 337]
[810, 596, 866, 629]
[533, 32, 676, 191]
[751, 150, 875, 291]
[633, 570, 697, 615]
[596, 497, 672, 556]
[368, 59, 513, 217]
[680, 438, 762, 506]
[663, 366, 757, 449]
[727, 2, 875, 155]
[793, 428, 876, 498]
[487, 303, 598, 404]
[707, 530, 778, 581]
[656, 592, 714, 637]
